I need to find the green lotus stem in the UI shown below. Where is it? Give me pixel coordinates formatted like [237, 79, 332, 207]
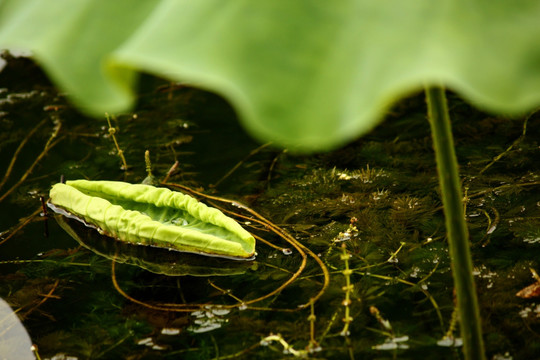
[426, 86, 485, 360]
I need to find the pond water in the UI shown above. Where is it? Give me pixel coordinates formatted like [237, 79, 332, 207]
[1, 55, 540, 359]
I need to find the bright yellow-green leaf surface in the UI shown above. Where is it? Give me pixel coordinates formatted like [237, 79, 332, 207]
[49, 180, 256, 260]
[1, 0, 540, 151]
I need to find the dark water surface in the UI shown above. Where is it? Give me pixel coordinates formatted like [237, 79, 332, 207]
[1, 55, 540, 359]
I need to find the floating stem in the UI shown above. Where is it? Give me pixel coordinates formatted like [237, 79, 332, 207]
[425, 86, 485, 360]
[0, 118, 47, 192]
[0, 120, 62, 203]
[259, 334, 306, 357]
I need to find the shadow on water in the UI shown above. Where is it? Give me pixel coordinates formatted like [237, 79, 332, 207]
[1, 55, 540, 359]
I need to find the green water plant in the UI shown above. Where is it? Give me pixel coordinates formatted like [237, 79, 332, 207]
[3, 1, 540, 359]
[105, 113, 128, 172]
[340, 243, 354, 337]
[48, 180, 256, 259]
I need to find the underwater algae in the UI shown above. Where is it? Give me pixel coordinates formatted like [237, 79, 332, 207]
[48, 180, 256, 260]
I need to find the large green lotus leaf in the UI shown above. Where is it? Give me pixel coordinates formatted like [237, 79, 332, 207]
[0, 0, 159, 114]
[1, 0, 540, 151]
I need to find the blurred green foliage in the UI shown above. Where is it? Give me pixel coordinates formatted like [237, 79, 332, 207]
[1, 0, 540, 150]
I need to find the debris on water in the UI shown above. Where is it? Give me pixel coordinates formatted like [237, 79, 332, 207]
[161, 328, 180, 335]
[137, 337, 153, 346]
[518, 305, 539, 318]
[334, 231, 351, 242]
[209, 307, 231, 316]
[409, 267, 420, 278]
[260, 339, 270, 346]
[492, 352, 513, 360]
[523, 236, 540, 244]
[372, 336, 409, 350]
[436, 336, 463, 347]
[188, 309, 229, 333]
[516, 269, 540, 298]
[282, 248, 292, 255]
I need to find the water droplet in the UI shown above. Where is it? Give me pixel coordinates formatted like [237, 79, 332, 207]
[171, 218, 188, 226]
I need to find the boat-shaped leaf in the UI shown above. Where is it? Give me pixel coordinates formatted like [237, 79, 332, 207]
[48, 180, 256, 260]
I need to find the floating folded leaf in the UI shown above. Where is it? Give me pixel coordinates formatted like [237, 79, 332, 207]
[48, 180, 256, 260]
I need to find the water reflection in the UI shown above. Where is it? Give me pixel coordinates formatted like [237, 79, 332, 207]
[53, 214, 253, 277]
